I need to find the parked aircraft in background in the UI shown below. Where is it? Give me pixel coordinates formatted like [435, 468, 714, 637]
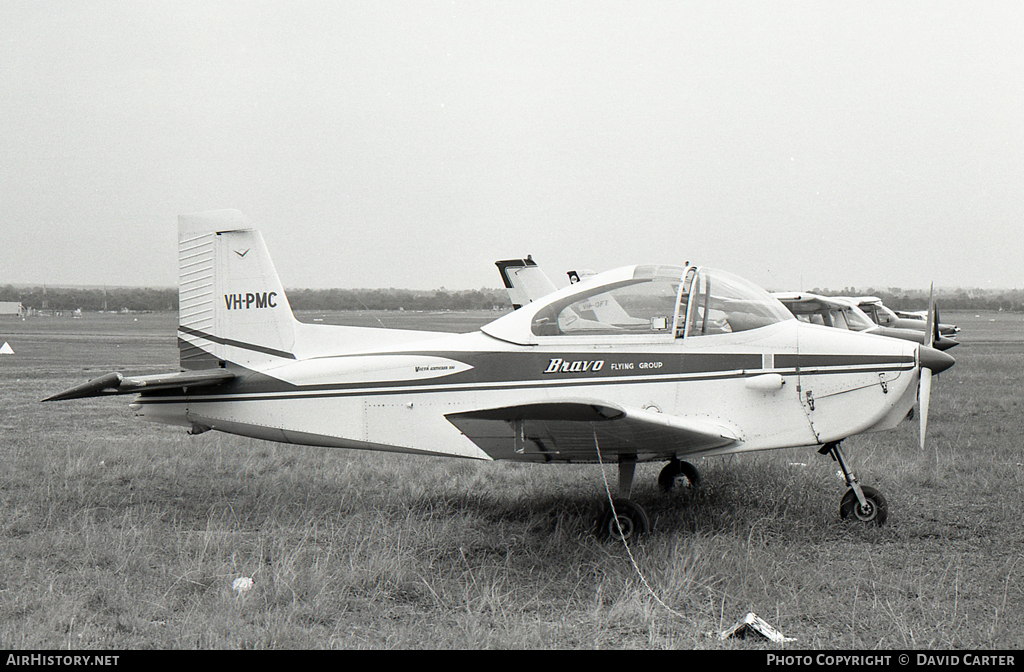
[45, 211, 954, 541]
[843, 296, 960, 337]
[772, 292, 959, 351]
[493, 261, 960, 352]
[494, 256, 559, 310]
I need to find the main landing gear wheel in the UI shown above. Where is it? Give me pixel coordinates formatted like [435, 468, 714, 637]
[840, 486, 888, 526]
[658, 459, 700, 495]
[595, 498, 650, 542]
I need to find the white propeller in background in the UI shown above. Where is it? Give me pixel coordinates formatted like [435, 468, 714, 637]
[919, 283, 935, 449]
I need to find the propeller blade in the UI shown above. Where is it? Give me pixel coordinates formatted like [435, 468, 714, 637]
[924, 282, 935, 350]
[918, 282, 953, 449]
[919, 367, 932, 450]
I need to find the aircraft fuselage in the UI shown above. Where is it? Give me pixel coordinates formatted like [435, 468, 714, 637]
[132, 319, 920, 463]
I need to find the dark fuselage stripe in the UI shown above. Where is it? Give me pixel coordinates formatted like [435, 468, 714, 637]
[178, 325, 297, 360]
[135, 362, 914, 405]
[138, 370, 755, 404]
[775, 354, 915, 368]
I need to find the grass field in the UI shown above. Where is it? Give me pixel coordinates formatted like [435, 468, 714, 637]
[1, 309, 1021, 649]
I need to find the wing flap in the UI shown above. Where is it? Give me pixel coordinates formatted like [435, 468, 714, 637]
[43, 369, 235, 401]
[446, 399, 739, 462]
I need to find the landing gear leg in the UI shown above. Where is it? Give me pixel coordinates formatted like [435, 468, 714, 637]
[618, 456, 636, 500]
[819, 441, 888, 526]
[595, 455, 650, 542]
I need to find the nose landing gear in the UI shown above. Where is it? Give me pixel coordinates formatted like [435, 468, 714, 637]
[820, 441, 888, 526]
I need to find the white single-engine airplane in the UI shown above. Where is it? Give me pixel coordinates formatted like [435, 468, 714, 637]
[772, 292, 960, 351]
[46, 210, 955, 540]
[843, 295, 961, 337]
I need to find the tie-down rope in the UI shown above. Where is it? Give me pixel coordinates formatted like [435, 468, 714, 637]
[592, 428, 687, 621]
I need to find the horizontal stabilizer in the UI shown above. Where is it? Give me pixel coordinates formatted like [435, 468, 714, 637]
[43, 369, 235, 402]
[446, 399, 739, 461]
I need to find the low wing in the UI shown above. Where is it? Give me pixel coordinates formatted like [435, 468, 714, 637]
[42, 369, 235, 401]
[446, 399, 739, 462]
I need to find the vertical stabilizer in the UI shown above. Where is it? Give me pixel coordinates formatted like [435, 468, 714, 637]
[495, 256, 558, 309]
[178, 210, 297, 370]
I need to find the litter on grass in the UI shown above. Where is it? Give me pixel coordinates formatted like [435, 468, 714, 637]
[232, 577, 254, 594]
[718, 612, 796, 643]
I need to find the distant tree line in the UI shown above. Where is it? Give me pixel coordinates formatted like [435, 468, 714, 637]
[287, 287, 508, 311]
[0, 285, 177, 312]
[810, 287, 1024, 314]
[0, 285, 509, 312]
[3, 283, 1022, 313]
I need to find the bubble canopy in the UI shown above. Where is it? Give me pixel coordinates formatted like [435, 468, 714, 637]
[481, 265, 794, 345]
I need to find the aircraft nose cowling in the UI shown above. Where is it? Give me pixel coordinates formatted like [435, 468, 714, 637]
[919, 345, 955, 374]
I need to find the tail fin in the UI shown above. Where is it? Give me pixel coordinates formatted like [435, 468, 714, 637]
[494, 256, 558, 310]
[178, 210, 297, 370]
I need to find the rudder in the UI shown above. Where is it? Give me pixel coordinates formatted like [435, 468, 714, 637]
[178, 210, 297, 370]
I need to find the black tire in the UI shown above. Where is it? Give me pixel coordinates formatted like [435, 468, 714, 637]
[595, 498, 650, 542]
[658, 459, 701, 495]
[840, 486, 888, 526]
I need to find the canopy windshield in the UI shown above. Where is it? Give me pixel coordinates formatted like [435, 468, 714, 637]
[525, 265, 792, 339]
[531, 265, 688, 337]
[684, 268, 794, 337]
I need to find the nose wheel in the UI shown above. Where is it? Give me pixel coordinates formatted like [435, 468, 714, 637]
[840, 485, 888, 525]
[820, 441, 888, 526]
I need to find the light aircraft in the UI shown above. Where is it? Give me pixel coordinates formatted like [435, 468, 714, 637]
[772, 292, 959, 351]
[46, 210, 955, 540]
[843, 295, 960, 337]
[495, 256, 559, 310]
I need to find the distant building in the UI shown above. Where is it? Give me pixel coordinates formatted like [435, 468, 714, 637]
[0, 301, 24, 317]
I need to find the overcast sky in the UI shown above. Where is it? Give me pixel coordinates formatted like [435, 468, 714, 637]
[2, 1, 1021, 293]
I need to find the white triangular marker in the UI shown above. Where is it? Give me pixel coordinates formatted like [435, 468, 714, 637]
[0, 342, 13, 355]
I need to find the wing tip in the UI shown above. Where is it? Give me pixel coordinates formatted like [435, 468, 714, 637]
[42, 372, 124, 402]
